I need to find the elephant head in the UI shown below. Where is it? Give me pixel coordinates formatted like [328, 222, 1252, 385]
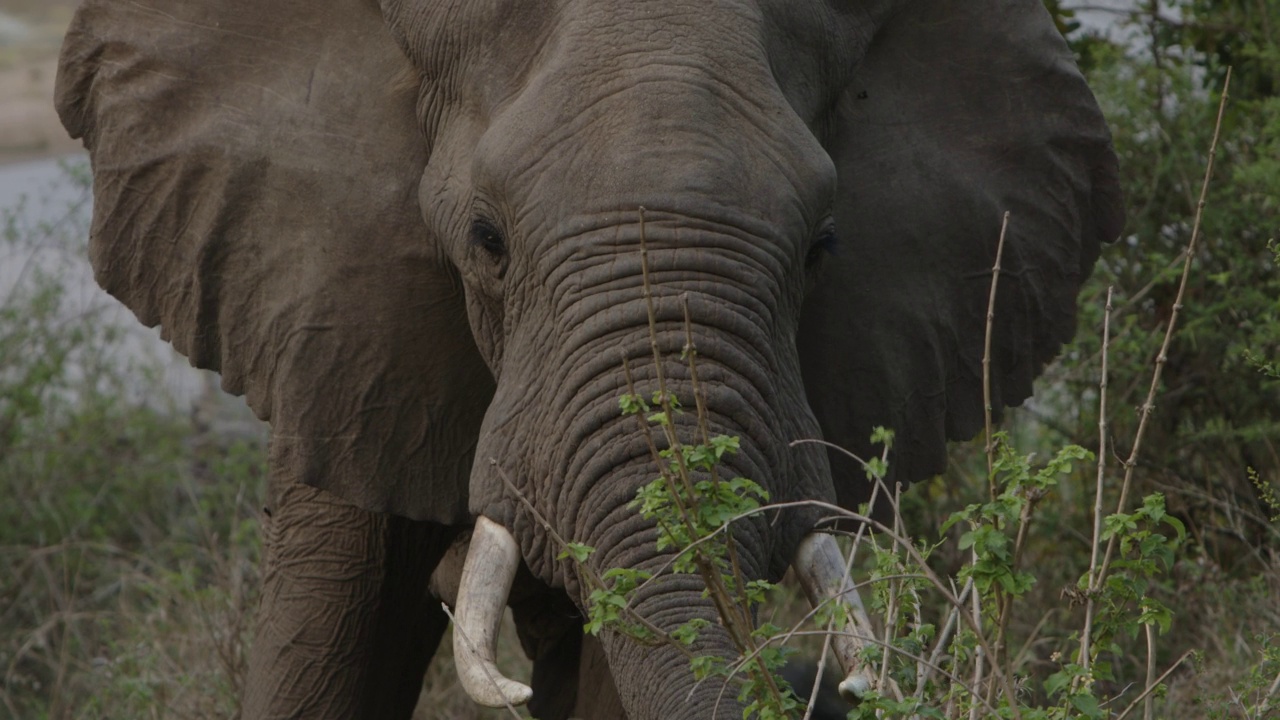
[56, 0, 1122, 717]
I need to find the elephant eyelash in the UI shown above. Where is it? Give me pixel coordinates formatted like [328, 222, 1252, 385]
[806, 228, 837, 267]
[469, 218, 507, 257]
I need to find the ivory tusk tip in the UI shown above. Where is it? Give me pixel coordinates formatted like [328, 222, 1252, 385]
[452, 517, 527, 709]
[457, 657, 533, 707]
[838, 674, 872, 703]
[468, 677, 533, 708]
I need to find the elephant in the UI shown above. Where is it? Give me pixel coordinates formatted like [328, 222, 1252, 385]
[55, 0, 1123, 717]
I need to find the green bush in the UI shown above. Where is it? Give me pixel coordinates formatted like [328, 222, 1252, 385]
[0, 162, 266, 720]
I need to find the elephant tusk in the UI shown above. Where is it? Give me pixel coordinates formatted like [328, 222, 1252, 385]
[453, 516, 533, 708]
[793, 532, 878, 703]
[428, 533, 469, 608]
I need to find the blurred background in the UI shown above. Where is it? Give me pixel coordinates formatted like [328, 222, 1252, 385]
[0, 1, 1275, 718]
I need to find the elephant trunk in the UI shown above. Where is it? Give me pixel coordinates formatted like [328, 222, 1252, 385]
[568, 450, 785, 720]
[466, 229, 836, 715]
[594, 573, 750, 719]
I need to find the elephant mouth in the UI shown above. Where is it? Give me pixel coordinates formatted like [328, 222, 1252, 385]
[444, 515, 879, 709]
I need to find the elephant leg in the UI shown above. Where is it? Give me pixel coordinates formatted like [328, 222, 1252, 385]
[243, 478, 455, 720]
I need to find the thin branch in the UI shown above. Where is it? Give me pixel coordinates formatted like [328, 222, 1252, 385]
[983, 211, 1012, 496]
[1097, 67, 1231, 587]
[1080, 286, 1114, 676]
[634, 216, 783, 705]
[1143, 623, 1157, 720]
[440, 603, 526, 719]
[1112, 650, 1195, 720]
[977, 211, 1011, 715]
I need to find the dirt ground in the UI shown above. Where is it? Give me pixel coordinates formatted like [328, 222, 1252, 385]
[0, 1, 83, 165]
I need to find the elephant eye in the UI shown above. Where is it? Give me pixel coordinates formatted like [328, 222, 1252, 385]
[469, 218, 507, 258]
[806, 227, 837, 268]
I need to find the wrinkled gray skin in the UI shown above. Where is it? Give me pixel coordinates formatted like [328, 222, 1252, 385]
[55, 0, 1123, 717]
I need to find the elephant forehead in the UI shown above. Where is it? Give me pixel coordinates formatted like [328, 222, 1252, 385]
[392, 0, 853, 133]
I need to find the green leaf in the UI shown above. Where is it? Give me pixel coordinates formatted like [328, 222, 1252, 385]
[618, 393, 649, 415]
[869, 426, 895, 448]
[1069, 691, 1104, 719]
[671, 618, 710, 646]
[557, 541, 595, 563]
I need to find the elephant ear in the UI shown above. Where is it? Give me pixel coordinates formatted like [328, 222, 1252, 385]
[56, 0, 492, 522]
[799, 0, 1124, 507]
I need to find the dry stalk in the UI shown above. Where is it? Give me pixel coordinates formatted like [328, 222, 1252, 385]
[636, 208, 700, 515]
[1079, 286, 1115, 676]
[686, 492, 1015, 707]
[679, 295, 759, 655]
[783, 439, 889, 715]
[837, 500, 1024, 716]
[1079, 68, 1229, 711]
[1096, 68, 1231, 589]
[803, 483, 885, 718]
[771, 628, 1004, 716]
[635, 210, 784, 706]
[968, 585, 985, 720]
[1143, 623, 1157, 720]
[1112, 650, 1195, 720]
[908, 583, 926, 695]
[878, 484, 905, 694]
[844, 475, 995, 713]
[975, 211, 1011, 716]
[802, 617, 838, 720]
[983, 211, 1012, 495]
[920, 579, 973, 700]
[440, 602, 526, 719]
[989, 482, 1040, 707]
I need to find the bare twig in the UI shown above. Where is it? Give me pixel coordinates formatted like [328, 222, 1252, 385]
[634, 213, 783, 706]
[784, 440, 890, 714]
[878, 484, 904, 694]
[991, 479, 1039, 694]
[920, 580, 973, 696]
[803, 485, 879, 719]
[976, 211, 1011, 715]
[734, 628, 986, 713]
[1080, 286, 1115, 676]
[969, 583, 985, 720]
[1112, 650, 1195, 720]
[1143, 623, 1157, 720]
[1096, 67, 1231, 592]
[983, 211, 1012, 495]
[440, 603, 526, 719]
[650, 493, 1017, 710]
